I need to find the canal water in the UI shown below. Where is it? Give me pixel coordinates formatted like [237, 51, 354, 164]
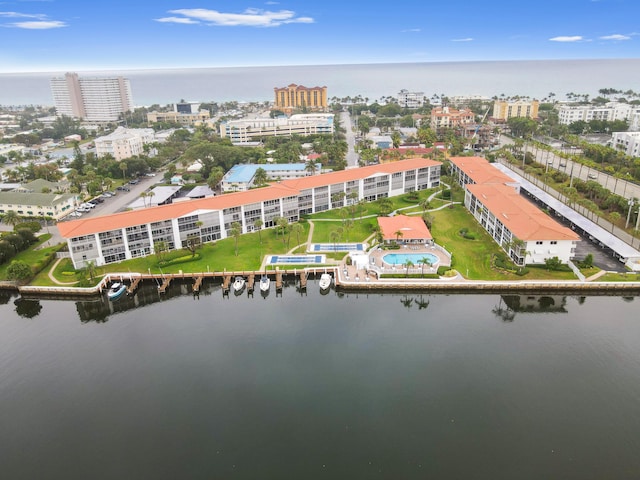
[0, 282, 639, 479]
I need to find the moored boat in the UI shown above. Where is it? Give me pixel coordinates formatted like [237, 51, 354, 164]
[319, 273, 332, 292]
[232, 276, 246, 294]
[259, 274, 270, 294]
[107, 282, 126, 300]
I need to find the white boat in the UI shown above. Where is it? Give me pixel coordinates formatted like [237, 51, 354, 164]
[259, 275, 270, 293]
[107, 282, 126, 300]
[319, 273, 332, 292]
[232, 276, 246, 294]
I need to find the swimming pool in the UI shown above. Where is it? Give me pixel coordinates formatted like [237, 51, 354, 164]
[382, 253, 439, 266]
[268, 255, 325, 264]
[311, 243, 365, 252]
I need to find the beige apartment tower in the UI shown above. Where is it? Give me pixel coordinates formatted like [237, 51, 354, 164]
[50, 72, 133, 122]
[492, 100, 539, 120]
[274, 84, 327, 113]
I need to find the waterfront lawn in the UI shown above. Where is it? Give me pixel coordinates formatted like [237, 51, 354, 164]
[0, 234, 58, 281]
[599, 272, 640, 282]
[310, 218, 377, 244]
[42, 223, 312, 283]
[429, 205, 578, 281]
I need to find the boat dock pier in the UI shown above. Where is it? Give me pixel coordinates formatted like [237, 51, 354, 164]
[275, 270, 283, 292]
[158, 276, 172, 294]
[247, 274, 255, 294]
[222, 274, 232, 295]
[126, 276, 142, 295]
[299, 271, 307, 289]
[192, 275, 203, 293]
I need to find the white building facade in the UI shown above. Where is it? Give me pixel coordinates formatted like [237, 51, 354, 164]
[557, 102, 640, 125]
[94, 127, 155, 161]
[50, 72, 133, 122]
[397, 90, 425, 109]
[59, 158, 441, 268]
[220, 114, 334, 143]
[611, 131, 640, 157]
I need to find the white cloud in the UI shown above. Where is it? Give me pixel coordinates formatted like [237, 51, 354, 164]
[7, 19, 66, 28]
[155, 16, 199, 25]
[157, 8, 314, 27]
[451, 37, 473, 42]
[401, 28, 421, 33]
[599, 34, 631, 41]
[0, 11, 45, 18]
[549, 35, 584, 42]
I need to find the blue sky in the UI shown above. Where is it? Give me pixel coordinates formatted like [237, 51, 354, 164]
[0, 0, 637, 73]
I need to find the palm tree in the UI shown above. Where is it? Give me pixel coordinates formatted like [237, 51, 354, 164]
[420, 199, 431, 213]
[329, 230, 340, 251]
[146, 191, 155, 207]
[291, 223, 304, 248]
[405, 259, 414, 277]
[119, 161, 128, 181]
[420, 256, 432, 277]
[229, 221, 242, 257]
[276, 217, 289, 245]
[253, 167, 268, 187]
[394, 229, 404, 244]
[304, 159, 318, 176]
[254, 218, 264, 243]
[139, 192, 148, 208]
[2, 210, 20, 228]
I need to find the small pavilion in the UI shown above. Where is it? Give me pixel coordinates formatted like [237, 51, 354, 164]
[377, 215, 433, 245]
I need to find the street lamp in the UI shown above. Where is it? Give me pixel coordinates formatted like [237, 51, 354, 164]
[626, 198, 635, 229]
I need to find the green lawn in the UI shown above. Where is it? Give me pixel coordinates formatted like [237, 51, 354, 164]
[599, 272, 640, 282]
[39, 223, 313, 284]
[429, 205, 579, 281]
[0, 234, 60, 281]
[310, 218, 377, 244]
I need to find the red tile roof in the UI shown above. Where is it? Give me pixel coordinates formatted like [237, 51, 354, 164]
[466, 183, 579, 241]
[58, 183, 298, 239]
[59, 158, 440, 239]
[449, 156, 515, 185]
[377, 215, 432, 241]
[280, 157, 441, 190]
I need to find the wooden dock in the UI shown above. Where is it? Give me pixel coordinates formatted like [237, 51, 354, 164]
[247, 273, 255, 293]
[222, 274, 231, 294]
[158, 276, 172, 294]
[192, 275, 203, 293]
[299, 271, 307, 289]
[126, 276, 142, 295]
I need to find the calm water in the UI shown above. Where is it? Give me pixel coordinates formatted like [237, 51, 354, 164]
[0, 282, 639, 479]
[1, 59, 639, 107]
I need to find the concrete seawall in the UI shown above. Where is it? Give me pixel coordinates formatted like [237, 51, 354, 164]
[7, 267, 640, 298]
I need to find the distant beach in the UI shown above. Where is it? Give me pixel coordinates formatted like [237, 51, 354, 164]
[1, 58, 639, 107]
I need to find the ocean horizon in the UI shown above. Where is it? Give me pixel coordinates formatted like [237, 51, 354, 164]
[1, 58, 639, 108]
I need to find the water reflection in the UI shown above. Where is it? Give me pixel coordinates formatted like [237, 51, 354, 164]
[14, 298, 42, 318]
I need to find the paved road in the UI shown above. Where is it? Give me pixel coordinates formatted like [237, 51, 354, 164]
[340, 110, 359, 169]
[497, 135, 640, 200]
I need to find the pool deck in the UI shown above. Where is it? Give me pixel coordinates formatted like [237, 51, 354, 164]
[369, 243, 451, 275]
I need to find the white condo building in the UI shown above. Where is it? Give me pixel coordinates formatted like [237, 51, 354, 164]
[557, 102, 640, 125]
[611, 131, 640, 157]
[397, 90, 425, 109]
[50, 72, 133, 122]
[220, 114, 334, 143]
[94, 127, 155, 161]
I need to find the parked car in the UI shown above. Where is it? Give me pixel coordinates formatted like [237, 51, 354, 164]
[559, 162, 566, 168]
[68, 211, 83, 217]
[102, 192, 113, 198]
[129, 179, 139, 185]
[117, 185, 130, 191]
[146, 173, 156, 177]
[588, 173, 598, 179]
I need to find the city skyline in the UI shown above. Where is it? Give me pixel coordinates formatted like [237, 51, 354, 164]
[0, 0, 637, 74]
